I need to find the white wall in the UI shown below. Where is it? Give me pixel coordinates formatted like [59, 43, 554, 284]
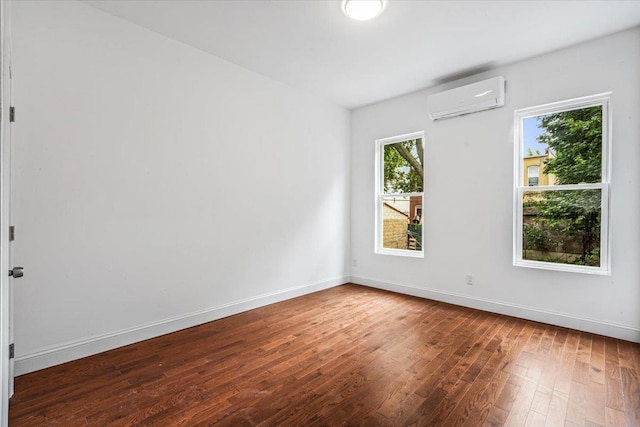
[351, 28, 640, 342]
[11, 0, 350, 373]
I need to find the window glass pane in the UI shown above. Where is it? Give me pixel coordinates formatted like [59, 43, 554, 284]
[381, 195, 422, 251]
[522, 105, 602, 185]
[527, 166, 539, 186]
[383, 138, 423, 193]
[522, 189, 601, 266]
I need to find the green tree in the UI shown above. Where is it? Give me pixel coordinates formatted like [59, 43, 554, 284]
[534, 189, 601, 265]
[540, 106, 602, 184]
[383, 139, 423, 193]
[526, 106, 602, 265]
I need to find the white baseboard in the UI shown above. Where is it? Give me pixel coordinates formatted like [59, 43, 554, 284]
[17, 274, 638, 375]
[14, 276, 348, 375]
[350, 275, 640, 343]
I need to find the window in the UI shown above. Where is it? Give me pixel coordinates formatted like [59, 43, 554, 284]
[514, 93, 611, 274]
[414, 205, 423, 223]
[375, 132, 424, 257]
[527, 166, 539, 186]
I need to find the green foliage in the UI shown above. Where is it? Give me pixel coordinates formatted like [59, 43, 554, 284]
[527, 190, 601, 266]
[525, 106, 603, 266]
[524, 224, 548, 251]
[585, 247, 600, 266]
[523, 222, 548, 252]
[539, 106, 602, 184]
[383, 139, 423, 193]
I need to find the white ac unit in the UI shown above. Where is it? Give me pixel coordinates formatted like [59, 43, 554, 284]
[427, 76, 505, 120]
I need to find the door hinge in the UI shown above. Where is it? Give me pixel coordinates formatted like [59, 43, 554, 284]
[9, 226, 14, 241]
[9, 343, 14, 359]
[9, 106, 15, 123]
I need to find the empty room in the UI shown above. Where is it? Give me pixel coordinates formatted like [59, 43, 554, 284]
[1, 0, 640, 425]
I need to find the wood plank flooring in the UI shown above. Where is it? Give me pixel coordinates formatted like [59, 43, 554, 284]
[9, 284, 640, 426]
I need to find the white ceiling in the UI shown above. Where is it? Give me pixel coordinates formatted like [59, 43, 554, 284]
[83, 0, 640, 109]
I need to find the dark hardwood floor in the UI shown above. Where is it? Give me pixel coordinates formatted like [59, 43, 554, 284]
[9, 284, 640, 426]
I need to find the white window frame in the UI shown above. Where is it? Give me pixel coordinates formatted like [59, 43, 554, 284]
[375, 131, 425, 258]
[513, 93, 611, 275]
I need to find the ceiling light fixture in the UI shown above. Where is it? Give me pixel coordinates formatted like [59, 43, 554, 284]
[343, 0, 385, 21]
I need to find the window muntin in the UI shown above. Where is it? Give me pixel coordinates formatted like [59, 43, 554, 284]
[376, 132, 424, 257]
[514, 94, 610, 274]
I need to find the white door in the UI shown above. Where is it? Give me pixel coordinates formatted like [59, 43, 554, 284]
[0, 1, 14, 424]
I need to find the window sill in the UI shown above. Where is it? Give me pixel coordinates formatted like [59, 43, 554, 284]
[514, 259, 609, 276]
[376, 248, 424, 258]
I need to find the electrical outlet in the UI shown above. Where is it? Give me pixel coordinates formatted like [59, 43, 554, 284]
[466, 274, 473, 285]
[352, 259, 358, 267]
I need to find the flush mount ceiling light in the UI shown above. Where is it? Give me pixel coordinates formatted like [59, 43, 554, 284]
[343, 0, 385, 21]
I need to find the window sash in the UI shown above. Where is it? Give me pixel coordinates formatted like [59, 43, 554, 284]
[514, 93, 611, 186]
[514, 184, 609, 274]
[377, 194, 424, 257]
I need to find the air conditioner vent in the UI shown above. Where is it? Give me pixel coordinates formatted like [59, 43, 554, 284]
[427, 76, 505, 120]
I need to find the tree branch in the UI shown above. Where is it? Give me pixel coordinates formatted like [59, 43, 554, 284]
[392, 142, 423, 184]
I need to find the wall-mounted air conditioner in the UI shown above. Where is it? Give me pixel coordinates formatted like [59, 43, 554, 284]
[427, 76, 505, 120]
